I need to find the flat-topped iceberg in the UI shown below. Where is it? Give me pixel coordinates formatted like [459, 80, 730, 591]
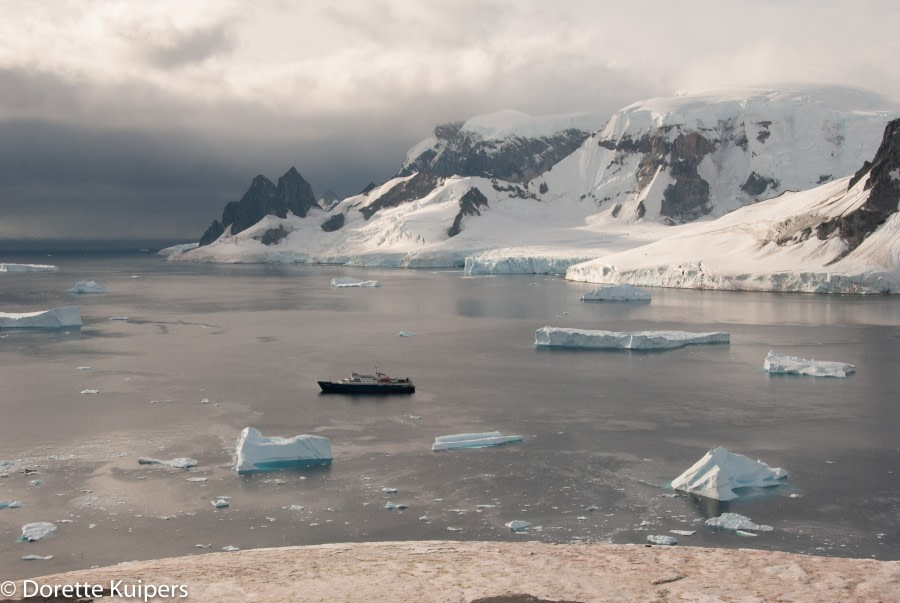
[233, 427, 332, 473]
[67, 280, 108, 293]
[535, 326, 729, 350]
[331, 277, 381, 288]
[764, 351, 855, 377]
[581, 284, 651, 301]
[671, 447, 787, 501]
[432, 431, 524, 451]
[20, 522, 57, 542]
[0, 263, 58, 272]
[0, 306, 82, 328]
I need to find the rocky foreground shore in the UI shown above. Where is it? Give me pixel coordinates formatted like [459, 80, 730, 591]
[12, 541, 898, 602]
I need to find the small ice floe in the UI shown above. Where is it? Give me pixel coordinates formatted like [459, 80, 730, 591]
[705, 512, 773, 532]
[736, 530, 758, 537]
[0, 306, 82, 328]
[764, 351, 855, 378]
[20, 522, 57, 542]
[581, 284, 651, 302]
[186, 477, 207, 482]
[432, 431, 524, 451]
[671, 447, 787, 501]
[398, 331, 414, 337]
[109, 316, 129, 321]
[0, 263, 58, 272]
[534, 327, 729, 350]
[30, 479, 42, 486]
[646, 535, 678, 546]
[232, 427, 332, 473]
[289, 505, 304, 511]
[408, 415, 421, 420]
[222, 545, 239, 551]
[670, 530, 696, 536]
[476, 504, 496, 509]
[22, 554, 54, 560]
[194, 544, 211, 549]
[505, 520, 531, 532]
[0, 500, 23, 509]
[586, 505, 599, 512]
[76, 366, 92, 371]
[384, 501, 407, 510]
[211, 498, 230, 508]
[138, 457, 198, 469]
[81, 389, 100, 395]
[67, 280, 108, 294]
[330, 277, 380, 288]
[447, 527, 462, 532]
[381, 487, 398, 494]
[419, 515, 429, 522]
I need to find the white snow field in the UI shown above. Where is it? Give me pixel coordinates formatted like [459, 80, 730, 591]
[432, 432, 524, 451]
[0, 306, 83, 328]
[671, 447, 787, 501]
[764, 351, 856, 377]
[534, 326, 729, 350]
[232, 427, 332, 473]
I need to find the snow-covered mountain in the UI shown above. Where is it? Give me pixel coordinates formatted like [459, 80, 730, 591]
[172, 85, 900, 293]
[566, 117, 900, 294]
[535, 86, 896, 224]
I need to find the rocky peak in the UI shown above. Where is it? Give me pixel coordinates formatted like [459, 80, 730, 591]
[277, 167, 318, 218]
[318, 189, 341, 211]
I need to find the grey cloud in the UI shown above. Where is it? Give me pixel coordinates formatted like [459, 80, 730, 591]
[142, 21, 237, 69]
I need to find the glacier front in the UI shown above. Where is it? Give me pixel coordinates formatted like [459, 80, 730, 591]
[534, 326, 729, 350]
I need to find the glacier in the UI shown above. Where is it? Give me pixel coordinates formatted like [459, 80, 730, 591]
[432, 431, 524, 451]
[232, 427, 332, 473]
[0, 306, 82, 328]
[764, 351, 855, 377]
[671, 447, 787, 501]
[534, 326, 729, 350]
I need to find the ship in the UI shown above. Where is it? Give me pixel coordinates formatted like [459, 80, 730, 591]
[317, 371, 415, 394]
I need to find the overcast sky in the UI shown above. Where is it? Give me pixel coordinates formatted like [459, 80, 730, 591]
[1, 0, 898, 242]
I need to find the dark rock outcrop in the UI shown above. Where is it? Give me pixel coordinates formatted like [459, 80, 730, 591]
[320, 213, 345, 232]
[448, 188, 489, 237]
[360, 173, 440, 220]
[816, 118, 900, 255]
[198, 168, 318, 246]
[400, 122, 591, 184]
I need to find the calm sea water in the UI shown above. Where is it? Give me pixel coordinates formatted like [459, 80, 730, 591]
[1, 251, 898, 579]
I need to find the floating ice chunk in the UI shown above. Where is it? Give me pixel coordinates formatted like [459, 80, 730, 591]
[109, 316, 129, 321]
[186, 477, 207, 482]
[0, 500, 23, 509]
[705, 512, 773, 532]
[581, 284, 651, 301]
[670, 530, 696, 536]
[22, 554, 54, 560]
[232, 427, 332, 473]
[647, 535, 678, 545]
[212, 498, 230, 508]
[67, 280, 108, 293]
[764, 351, 855, 378]
[20, 522, 57, 541]
[81, 389, 100, 395]
[290, 505, 304, 511]
[505, 520, 532, 531]
[398, 330, 414, 337]
[0, 263, 58, 272]
[138, 457, 198, 469]
[534, 326, 729, 350]
[331, 277, 381, 288]
[736, 530, 758, 537]
[432, 431, 524, 451]
[384, 501, 407, 510]
[381, 487, 398, 493]
[76, 366, 92, 371]
[0, 306, 82, 328]
[671, 447, 787, 501]
[222, 545, 239, 551]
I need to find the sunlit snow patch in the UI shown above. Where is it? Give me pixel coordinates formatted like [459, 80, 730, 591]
[671, 447, 787, 501]
[331, 277, 381, 288]
[67, 280, 108, 293]
[432, 431, 524, 451]
[0, 306, 82, 328]
[232, 427, 332, 473]
[581, 284, 651, 301]
[535, 326, 729, 350]
[764, 351, 855, 377]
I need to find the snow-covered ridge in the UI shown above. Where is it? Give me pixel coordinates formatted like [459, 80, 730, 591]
[460, 109, 608, 141]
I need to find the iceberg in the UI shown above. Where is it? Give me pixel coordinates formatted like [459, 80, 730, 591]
[671, 447, 787, 501]
[505, 520, 532, 531]
[0, 500, 23, 509]
[581, 284, 651, 301]
[0, 263, 58, 272]
[20, 522, 57, 542]
[138, 457, 198, 469]
[764, 351, 855, 378]
[432, 431, 524, 451]
[232, 427, 332, 473]
[331, 277, 381, 288]
[0, 306, 82, 328]
[705, 512, 774, 532]
[646, 535, 678, 545]
[534, 326, 729, 350]
[67, 280, 108, 293]
[22, 554, 54, 560]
